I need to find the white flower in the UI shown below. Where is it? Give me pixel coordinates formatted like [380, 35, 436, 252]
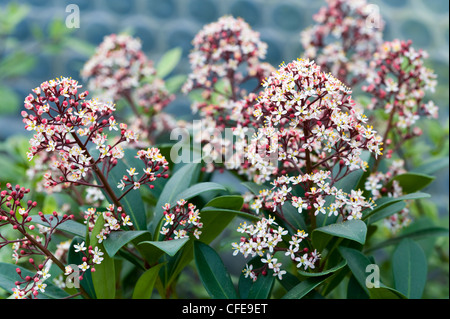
[74, 241, 86, 253]
[78, 262, 90, 272]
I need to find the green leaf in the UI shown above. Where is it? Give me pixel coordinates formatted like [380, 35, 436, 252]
[148, 163, 201, 238]
[90, 214, 116, 299]
[175, 182, 227, 204]
[42, 195, 58, 214]
[362, 192, 431, 221]
[132, 263, 165, 299]
[412, 157, 449, 175]
[62, 37, 96, 57]
[0, 3, 30, 35]
[366, 201, 406, 225]
[298, 259, 347, 278]
[204, 195, 244, 210]
[165, 74, 187, 94]
[139, 237, 190, 258]
[281, 275, 331, 299]
[312, 220, 367, 252]
[347, 274, 369, 299]
[194, 241, 238, 299]
[365, 226, 449, 253]
[0, 86, 20, 114]
[0, 52, 35, 79]
[103, 230, 151, 257]
[156, 47, 182, 78]
[0, 262, 71, 299]
[338, 246, 372, 295]
[392, 239, 427, 299]
[368, 285, 407, 299]
[386, 173, 435, 194]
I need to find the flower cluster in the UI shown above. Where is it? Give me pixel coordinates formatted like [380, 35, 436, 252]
[231, 58, 383, 185]
[0, 183, 75, 298]
[65, 240, 104, 277]
[136, 78, 174, 116]
[232, 217, 320, 281]
[81, 33, 175, 145]
[364, 159, 411, 233]
[22, 77, 138, 190]
[81, 33, 155, 102]
[301, 0, 384, 86]
[160, 200, 203, 240]
[82, 204, 133, 244]
[182, 15, 275, 173]
[182, 15, 272, 100]
[363, 39, 438, 151]
[117, 147, 169, 192]
[230, 59, 382, 280]
[251, 170, 375, 221]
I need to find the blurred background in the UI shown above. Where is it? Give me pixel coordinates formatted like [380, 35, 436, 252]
[0, 0, 448, 298]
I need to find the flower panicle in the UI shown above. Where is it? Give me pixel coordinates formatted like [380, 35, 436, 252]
[160, 200, 203, 241]
[0, 182, 76, 299]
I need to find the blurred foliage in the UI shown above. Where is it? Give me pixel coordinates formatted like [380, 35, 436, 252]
[0, 2, 95, 116]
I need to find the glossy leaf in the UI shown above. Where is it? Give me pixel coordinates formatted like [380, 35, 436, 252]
[194, 241, 238, 299]
[139, 237, 190, 257]
[392, 239, 427, 299]
[412, 156, 449, 176]
[298, 259, 347, 278]
[281, 275, 331, 299]
[386, 173, 435, 194]
[368, 285, 407, 299]
[204, 195, 244, 210]
[103, 230, 151, 257]
[365, 226, 449, 253]
[132, 263, 165, 299]
[312, 220, 367, 251]
[90, 214, 116, 299]
[347, 274, 369, 299]
[362, 192, 430, 221]
[338, 246, 372, 295]
[365, 201, 406, 225]
[174, 182, 227, 205]
[280, 201, 307, 233]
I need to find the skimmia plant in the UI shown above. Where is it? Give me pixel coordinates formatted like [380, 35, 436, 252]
[0, 0, 448, 301]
